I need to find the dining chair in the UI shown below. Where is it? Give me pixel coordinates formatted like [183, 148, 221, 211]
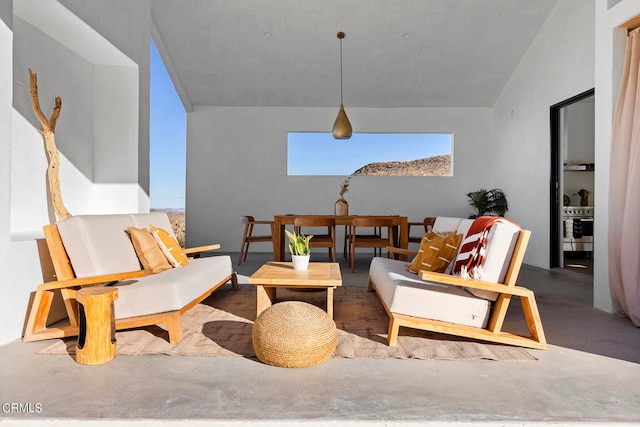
[293, 217, 337, 262]
[408, 217, 436, 244]
[238, 216, 274, 265]
[343, 224, 383, 259]
[348, 217, 395, 273]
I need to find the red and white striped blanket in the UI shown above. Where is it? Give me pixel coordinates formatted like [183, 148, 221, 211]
[452, 216, 520, 279]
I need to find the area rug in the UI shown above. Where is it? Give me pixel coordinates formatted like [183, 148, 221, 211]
[37, 285, 537, 361]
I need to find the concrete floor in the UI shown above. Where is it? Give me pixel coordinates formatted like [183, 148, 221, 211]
[1, 252, 639, 426]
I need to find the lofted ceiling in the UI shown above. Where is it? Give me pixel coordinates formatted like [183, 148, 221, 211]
[151, 0, 558, 109]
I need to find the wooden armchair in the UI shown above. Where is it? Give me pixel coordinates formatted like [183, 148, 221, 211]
[368, 228, 547, 350]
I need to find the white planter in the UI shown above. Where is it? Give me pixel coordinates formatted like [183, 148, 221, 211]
[292, 255, 310, 270]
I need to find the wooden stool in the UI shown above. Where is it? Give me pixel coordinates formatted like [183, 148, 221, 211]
[76, 287, 119, 365]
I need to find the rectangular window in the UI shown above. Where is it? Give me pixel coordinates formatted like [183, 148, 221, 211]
[287, 133, 453, 176]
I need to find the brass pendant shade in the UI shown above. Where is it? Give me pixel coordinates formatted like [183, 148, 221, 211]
[332, 103, 352, 139]
[332, 32, 352, 139]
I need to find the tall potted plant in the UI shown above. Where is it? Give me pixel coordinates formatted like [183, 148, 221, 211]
[466, 188, 509, 218]
[285, 230, 313, 270]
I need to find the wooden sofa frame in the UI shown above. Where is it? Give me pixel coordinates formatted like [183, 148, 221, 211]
[23, 223, 238, 344]
[368, 229, 547, 350]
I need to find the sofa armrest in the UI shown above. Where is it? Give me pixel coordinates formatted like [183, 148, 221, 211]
[417, 270, 532, 297]
[39, 270, 149, 291]
[184, 244, 221, 258]
[386, 246, 418, 260]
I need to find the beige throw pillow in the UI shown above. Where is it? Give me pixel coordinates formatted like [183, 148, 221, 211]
[408, 231, 463, 274]
[127, 227, 172, 274]
[151, 225, 189, 267]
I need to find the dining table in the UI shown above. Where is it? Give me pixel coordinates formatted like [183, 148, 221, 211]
[272, 214, 410, 262]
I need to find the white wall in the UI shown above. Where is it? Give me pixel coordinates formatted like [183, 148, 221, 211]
[0, 0, 20, 345]
[0, 0, 49, 348]
[12, 16, 95, 179]
[185, 106, 493, 251]
[93, 65, 139, 183]
[11, 3, 144, 233]
[0, 2, 47, 347]
[0, 1, 11, 249]
[492, 0, 595, 269]
[0, 0, 153, 345]
[58, 0, 152, 193]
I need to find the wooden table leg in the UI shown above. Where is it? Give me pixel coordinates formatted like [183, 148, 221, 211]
[273, 217, 285, 261]
[326, 287, 334, 319]
[399, 218, 409, 260]
[256, 285, 277, 318]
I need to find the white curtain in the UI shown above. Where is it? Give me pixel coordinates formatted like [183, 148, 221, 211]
[609, 28, 640, 326]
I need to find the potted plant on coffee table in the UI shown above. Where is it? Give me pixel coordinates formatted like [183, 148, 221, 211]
[285, 229, 313, 270]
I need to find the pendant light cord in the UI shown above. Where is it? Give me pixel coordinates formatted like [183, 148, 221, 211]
[340, 37, 344, 104]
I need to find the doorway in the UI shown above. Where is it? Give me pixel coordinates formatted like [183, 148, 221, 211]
[550, 89, 595, 275]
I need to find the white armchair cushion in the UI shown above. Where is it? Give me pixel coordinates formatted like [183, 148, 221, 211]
[370, 257, 490, 329]
[432, 217, 462, 234]
[442, 218, 474, 274]
[455, 219, 474, 238]
[463, 220, 521, 301]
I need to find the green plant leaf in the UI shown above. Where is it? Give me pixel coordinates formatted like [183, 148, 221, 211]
[285, 230, 313, 255]
[466, 188, 508, 217]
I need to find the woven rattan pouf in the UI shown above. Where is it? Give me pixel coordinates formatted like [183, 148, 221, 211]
[252, 301, 337, 368]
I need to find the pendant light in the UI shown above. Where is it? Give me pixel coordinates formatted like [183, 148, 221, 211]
[332, 31, 352, 139]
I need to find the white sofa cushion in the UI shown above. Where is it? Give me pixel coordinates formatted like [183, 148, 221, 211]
[130, 212, 176, 238]
[111, 256, 233, 319]
[56, 213, 178, 278]
[57, 215, 142, 278]
[370, 257, 490, 329]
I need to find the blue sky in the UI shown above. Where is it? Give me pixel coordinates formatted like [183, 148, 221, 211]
[150, 40, 186, 209]
[288, 132, 452, 175]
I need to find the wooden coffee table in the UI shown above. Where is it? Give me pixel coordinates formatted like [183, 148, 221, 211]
[248, 262, 342, 319]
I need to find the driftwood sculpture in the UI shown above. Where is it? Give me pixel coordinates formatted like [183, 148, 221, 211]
[29, 68, 71, 220]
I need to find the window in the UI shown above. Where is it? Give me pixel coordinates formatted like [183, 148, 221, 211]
[287, 133, 453, 176]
